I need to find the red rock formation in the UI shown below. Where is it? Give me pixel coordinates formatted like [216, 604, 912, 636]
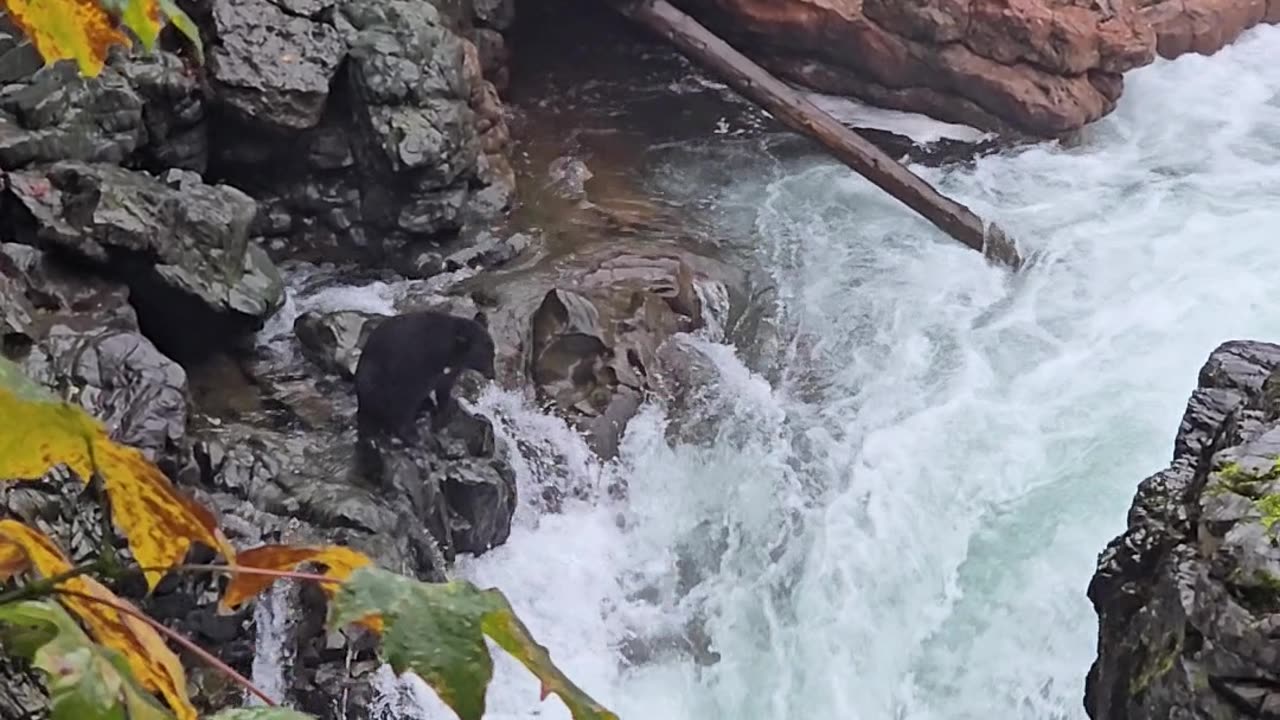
[1138, 0, 1273, 58]
[673, 0, 1277, 136]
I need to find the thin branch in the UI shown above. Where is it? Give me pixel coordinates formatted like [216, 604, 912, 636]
[55, 588, 277, 707]
[177, 564, 340, 586]
[0, 560, 103, 606]
[134, 564, 341, 586]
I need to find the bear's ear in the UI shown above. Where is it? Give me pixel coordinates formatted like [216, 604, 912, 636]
[473, 311, 489, 329]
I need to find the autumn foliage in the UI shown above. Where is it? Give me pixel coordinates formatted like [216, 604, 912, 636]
[0, 357, 619, 720]
[0, 0, 202, 76]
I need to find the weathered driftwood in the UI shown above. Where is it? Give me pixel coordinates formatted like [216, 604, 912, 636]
[609, 0, 1022, 269]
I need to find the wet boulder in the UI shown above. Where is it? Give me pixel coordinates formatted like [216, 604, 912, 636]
[206, 0, 515, 269]
[0, 61, 145, 169]
[360, 368, 517, 558]
[1, 162, 284, 359]
[293, 309, 385, 379]
[1086, 340, 1280, 719]
[205, 0, 346, 129]
[471, 240, 749, 458]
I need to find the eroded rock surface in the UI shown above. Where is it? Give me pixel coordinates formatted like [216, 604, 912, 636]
[471, 241, 749, 458]
[678, 0, 1279, 136]
[1087, 340, 1280, 719]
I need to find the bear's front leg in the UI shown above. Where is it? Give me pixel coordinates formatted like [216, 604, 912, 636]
[429, 369, 459, 430]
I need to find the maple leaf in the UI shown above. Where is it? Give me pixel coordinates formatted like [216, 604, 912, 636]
[329, 567, 619, 720]
[219, 544, 374, 613]
[0, 520, 197, 720]
[0, 357, 237, 588]
[0, 0, 131, 76]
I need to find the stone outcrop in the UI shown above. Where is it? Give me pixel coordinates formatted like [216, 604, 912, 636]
[0, 238, 520, 717]
[0, 0, 528, 713]
[1086, 341, 1280, 719]
[2, 162, 284, 359]
[1139, 0, 1280, 59]
[675, 0, 1278, 136]
[191, 0, 516, 268]
[470, 240, 750, 459]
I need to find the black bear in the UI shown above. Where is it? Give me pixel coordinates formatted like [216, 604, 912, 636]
[355, 310, 496, 443]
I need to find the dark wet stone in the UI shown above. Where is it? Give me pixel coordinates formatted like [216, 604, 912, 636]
[0, 62, 144, 169]
[294, 309, 385, 379]
[1, 161, 284, 359]
[1086, 340, 1280, 720]
[471, 240, 749, 458]
[206, 0, 346, 129]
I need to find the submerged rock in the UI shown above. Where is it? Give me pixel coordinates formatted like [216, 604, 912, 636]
[1086, 340, 1280, 719]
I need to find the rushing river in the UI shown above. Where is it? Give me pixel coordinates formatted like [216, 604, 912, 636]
[312, 24, 1280, 720]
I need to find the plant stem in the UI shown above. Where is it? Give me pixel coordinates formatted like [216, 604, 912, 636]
[55, 588, 277, 707]
[181, 564, 340, 585]
[0, 560, 103, 606]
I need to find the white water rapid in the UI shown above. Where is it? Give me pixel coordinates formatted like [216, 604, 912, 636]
[270, 25, 1280, 720]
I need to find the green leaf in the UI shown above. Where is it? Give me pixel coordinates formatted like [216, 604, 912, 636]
[155, 0, 203, 62]
[0, 355, 59, 403]
[328, 567, 618, 720]
[0, 600, 177, 720]
[206, 709, 317, 720]
[99, 0, 162, 50]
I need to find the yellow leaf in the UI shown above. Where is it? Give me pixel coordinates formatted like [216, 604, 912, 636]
[1, 0, 132, 76]
[0, 537, 30, 581]
[0, 387, 97, 481]
[94, 438, 238, 588]
[0, 520, 198, 720]
[0, 378, 237, 588]
[220, 544, 374, 613]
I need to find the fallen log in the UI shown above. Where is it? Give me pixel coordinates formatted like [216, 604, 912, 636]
[607, 0, 1022, 270]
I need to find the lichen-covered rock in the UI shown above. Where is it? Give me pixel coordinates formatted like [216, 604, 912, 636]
[1086, 340, 1280, 719]
[119, 52, 208, 173]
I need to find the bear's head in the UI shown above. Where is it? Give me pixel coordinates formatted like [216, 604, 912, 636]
[455, 312, 496, 379]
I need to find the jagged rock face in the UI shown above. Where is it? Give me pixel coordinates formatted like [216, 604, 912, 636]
[676, 0, 1280, 136]
[294, 309, 385, 379]
[1086, 341, 1280, 719]
[195, 0, 516, 267]
[1139, 0, 1280, 59]
[1, 162, 284, 359]
[471, 241, 749, 459]
[677, 0, 1155, 135]
[0, 242, 520, 718]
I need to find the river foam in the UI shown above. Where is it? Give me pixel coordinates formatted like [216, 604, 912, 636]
[434, 23, 1280, 720]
